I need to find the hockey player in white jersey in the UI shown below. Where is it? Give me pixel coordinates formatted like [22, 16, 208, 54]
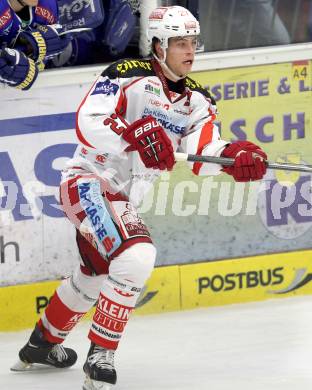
[12, 5, 267, 390]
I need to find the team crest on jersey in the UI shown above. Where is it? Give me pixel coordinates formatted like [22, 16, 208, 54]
[92, 79, 119, 96]
[95, 154, 106, 165]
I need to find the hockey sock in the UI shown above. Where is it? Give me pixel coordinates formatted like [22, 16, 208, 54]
[38, 291, 87, 343]
[88, 275, 141, 350]
[38, 268, 104, 343]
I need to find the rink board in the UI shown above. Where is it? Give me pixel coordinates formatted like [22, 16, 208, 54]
[179, 250, 312, 309]
[1, 249, 312, 331]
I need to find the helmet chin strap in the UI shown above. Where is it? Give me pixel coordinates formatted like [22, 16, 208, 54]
[153, 51, 185, 82]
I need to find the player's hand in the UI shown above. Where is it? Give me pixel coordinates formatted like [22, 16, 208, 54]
[221, 140, 267, 181]
[17, 24, 72, 62]
[0, 48, 38, 90]
[122, 116, 175, 171]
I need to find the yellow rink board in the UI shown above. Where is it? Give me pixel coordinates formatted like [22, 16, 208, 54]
[0, 280, 61, 332]
[180, 250, 312, 310]
[0, 266, 181, 332]
[1, 250, 312, 331]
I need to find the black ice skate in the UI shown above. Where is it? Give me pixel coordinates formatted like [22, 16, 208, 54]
[10, 324, 77, 371]
[83, 343, 117, 390]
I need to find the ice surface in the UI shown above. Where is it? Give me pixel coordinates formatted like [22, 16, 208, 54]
[1, 295, 312, 390]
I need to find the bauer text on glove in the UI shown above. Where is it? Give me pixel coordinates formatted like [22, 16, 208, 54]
[122, 116, 175, 171]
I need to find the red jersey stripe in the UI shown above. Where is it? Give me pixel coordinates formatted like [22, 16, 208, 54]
[192, 121, 214, 175]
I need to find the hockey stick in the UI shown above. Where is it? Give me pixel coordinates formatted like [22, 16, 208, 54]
[58, 27, 92, 36]
[174, 152, 312, 173]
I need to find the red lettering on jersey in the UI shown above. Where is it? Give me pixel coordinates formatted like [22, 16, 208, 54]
[104, 113, 127, 135]
[35, 6, 56, 24]
[0, 9, 11, 28]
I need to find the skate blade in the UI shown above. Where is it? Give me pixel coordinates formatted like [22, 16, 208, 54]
[83, 376, 113, 390]
[10, 359, 59, 372]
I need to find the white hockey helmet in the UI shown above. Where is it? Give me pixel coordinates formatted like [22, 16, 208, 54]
[147, 6, 200, 51]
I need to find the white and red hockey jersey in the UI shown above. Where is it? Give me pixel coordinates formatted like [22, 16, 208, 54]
[63, 58, 228, 207]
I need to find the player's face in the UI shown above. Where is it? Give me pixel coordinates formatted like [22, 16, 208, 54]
[166, 36, 197, 77]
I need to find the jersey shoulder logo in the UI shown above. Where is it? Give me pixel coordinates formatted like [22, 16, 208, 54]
[185, 76, 216, 104]
[91, 79, 119, 96]
[102, 58, 155, 79]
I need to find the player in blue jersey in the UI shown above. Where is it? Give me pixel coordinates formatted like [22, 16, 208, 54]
[0, 0, 70, 90]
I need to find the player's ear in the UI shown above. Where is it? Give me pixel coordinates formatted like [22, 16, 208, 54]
[154, 41, 164, 60]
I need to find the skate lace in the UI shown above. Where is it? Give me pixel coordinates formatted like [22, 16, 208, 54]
[49, 344, 68, 362]
[88, 346, 115, 370]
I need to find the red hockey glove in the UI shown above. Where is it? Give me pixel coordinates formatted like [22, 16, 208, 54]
[122, 116, 175, 171]
[221, 141, 267, 182]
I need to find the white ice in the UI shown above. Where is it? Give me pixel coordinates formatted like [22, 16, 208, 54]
[1, 295, 312, 390]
